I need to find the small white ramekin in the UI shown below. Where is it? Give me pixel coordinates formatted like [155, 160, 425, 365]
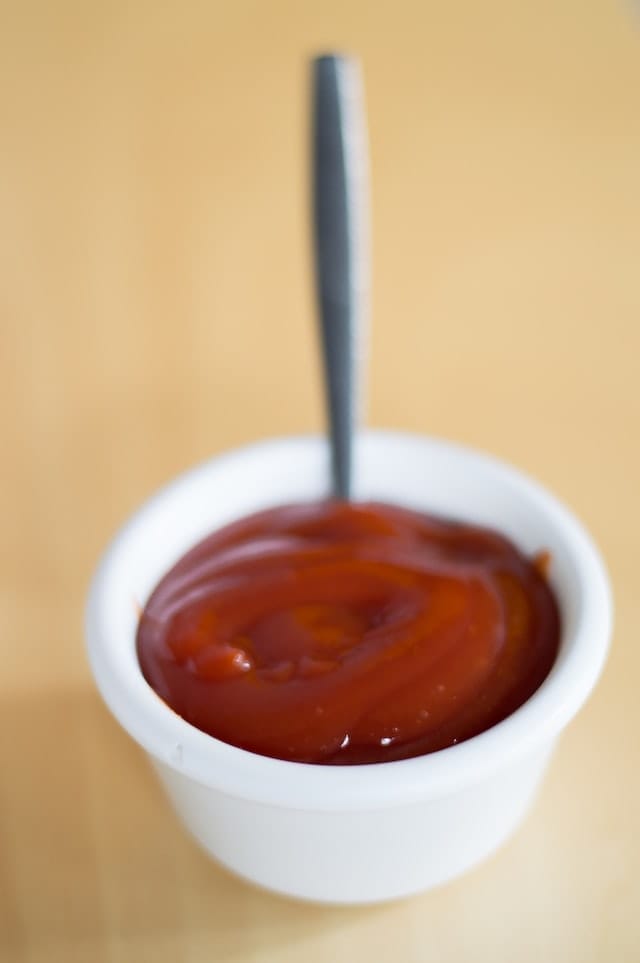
[86, 432, 612, 904]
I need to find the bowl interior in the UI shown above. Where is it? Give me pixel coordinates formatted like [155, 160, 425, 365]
[87, 432, 611, 809]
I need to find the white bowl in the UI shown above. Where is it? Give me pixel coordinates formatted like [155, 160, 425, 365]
[86, 432, 612, 904]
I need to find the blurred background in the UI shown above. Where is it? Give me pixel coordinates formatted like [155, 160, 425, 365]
[1, 1, 638, 961]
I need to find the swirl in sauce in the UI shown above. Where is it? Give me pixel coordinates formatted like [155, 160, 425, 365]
[137, 501, 560, 764]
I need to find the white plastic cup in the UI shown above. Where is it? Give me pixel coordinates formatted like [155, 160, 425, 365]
[86, 432, 612, 904]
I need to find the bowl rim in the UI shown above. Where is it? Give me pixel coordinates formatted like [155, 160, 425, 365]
[85, 430, 613, 810]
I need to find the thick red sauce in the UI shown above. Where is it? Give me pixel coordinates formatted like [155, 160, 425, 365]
[137, 501, 560, 764]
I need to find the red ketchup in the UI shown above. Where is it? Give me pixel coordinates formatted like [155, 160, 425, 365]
[137, 501, 560, 764]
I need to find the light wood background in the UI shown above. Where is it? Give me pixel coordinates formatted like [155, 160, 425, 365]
[1, 1, 638, 960]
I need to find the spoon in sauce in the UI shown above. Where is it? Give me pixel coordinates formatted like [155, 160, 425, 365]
[135, 59, 562, 767]
[311, 54, 370, 500]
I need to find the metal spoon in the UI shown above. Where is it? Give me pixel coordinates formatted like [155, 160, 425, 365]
[311, 54, 370, 501]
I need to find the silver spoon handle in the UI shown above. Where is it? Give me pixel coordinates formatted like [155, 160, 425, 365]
[312, 54, 369, 501]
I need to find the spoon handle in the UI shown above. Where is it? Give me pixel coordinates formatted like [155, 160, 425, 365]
[312, 54, 369, 501]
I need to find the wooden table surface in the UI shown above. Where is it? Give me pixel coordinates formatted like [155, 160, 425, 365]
[1, 1, 638, 960]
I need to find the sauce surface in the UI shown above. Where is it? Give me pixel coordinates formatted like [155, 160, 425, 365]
[137, 501, 560, 764]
